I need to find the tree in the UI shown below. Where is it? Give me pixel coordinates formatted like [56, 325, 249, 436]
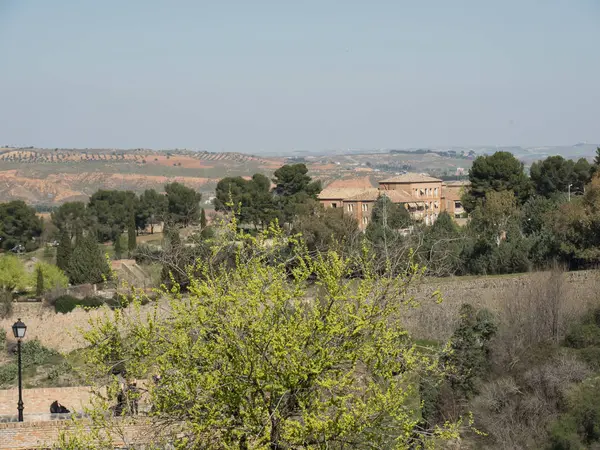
[365, 195, 411, 247]
[164, 182, 202, 227]
[62, 224, 461, 449]
[291, 200, 360, 253]
[0, 255, 28, 293]
[272, 164, 322, 223]
[530, 156, 575, 198]
[200, 208, 207, 229]
[137, 189, 167, 234]
[114, 233, 123, 260]
[214, 174, 277, 228]
[56, 229, 72, 272]
[463, 151, 532, 212]
[67, 234, 110, 285]
[51, 202, 92, 239]
[0, 200, 43, 251]
[418, 211, 464, 276]
[32, 261, 68, 294]
[35, 266, 44, 297]
[88, 190, 138, 242]
[127, 213, 136, 254]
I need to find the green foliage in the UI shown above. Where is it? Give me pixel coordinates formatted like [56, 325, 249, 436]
[67, 223, 461, 449]
[21, 339, 59, 367]
[549, 377, 600, 449]
[32, 261, 69, 294]
[136, 189, 167, 233]
[215, 174, 277, 227]
[67, 234, 110, 285]
[0, 200, 42, 251]
[54, 295, 105, 314]
[0, 255, 28, 292]
[366, 195, 412, 247]
[463, 151, 531, 212]
[200, 208, 207, 229]
[56, 228, 73, 272]
[529, 155, 588, 198]
[0, 363, 18, 388]
[36, 265, 44, 297]
[113, 232, 123, 260]
[127, 213, 136, 253]
[50, 201, 92, 239]
[272, 163, 322, 223]
[88, 189, 138, 242]
[442, 304, 497, 398]
[417, 212, 464, 276]
[565, 324, 600, 349]
[291, 200, 359, 252]
[164, 182, 202, 227]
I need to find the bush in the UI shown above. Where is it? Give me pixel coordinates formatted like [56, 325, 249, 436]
[564, 324, 600, 349]
[54, 295, 105, 314]
[0, 363, 17, 388]
[21, 339, 58, 367]
[0, 329, 6, 351]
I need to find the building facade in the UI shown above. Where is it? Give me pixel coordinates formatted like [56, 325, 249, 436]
[318, 174, 467, 231]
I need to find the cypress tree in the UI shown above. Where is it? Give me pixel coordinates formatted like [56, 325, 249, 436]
[114, 233, 122, 260]
[56, 229, 72, 272]
[128, 213, 137, 254]
[200, 208, 207, 229]
[68, 234, 110, 285]
[36, 266, 44, 297]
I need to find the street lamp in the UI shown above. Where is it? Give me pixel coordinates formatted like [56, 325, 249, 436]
[568, 184, 573, 202]
[12, 319, 27, 422]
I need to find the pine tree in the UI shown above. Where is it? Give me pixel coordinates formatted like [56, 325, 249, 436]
[200, 208, 207, 229]
[35, 266, 44, 297]
[128, 213, 137, 255]
[56, 229, 72, 272]
[68, 234, 110, 285]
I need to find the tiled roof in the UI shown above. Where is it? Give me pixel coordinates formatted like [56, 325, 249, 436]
[325, 176, 375, 190]
[343, 189, 380, 201]
[318, 188, 368, 200]
[443, 190, 463, 201]
[381, 189, 415, 203]
[379, 173, 442, 183]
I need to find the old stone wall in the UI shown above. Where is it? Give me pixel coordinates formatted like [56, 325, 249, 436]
[0, 387, 94, 417]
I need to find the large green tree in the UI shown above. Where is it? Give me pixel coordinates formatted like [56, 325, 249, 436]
[88, 190, 138, 242]
[0, 255, 28, 293]
[272, 164, 322, 223]
[463, 151, 531, 212]
[164, 182, 202, 227]
[60, 225, 461, 449]
[530, 155, 591, 198]
[0, 200, 43, 251]
[56, 228, 73, 272]
[67, 234, 110, 285]
[51, 201, 93, 239]
[215, 174, 277, 228]
[136, 189, 167, 233]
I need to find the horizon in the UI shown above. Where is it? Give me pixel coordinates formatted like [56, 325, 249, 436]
[1, 0, 599, 152]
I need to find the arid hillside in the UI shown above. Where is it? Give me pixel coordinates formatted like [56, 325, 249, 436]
[0, 148, 284, 205]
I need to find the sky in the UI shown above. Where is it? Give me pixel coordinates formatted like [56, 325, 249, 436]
[0, 0, 599, 153]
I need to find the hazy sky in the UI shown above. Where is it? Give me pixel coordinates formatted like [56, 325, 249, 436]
[0, 0, 598, 153]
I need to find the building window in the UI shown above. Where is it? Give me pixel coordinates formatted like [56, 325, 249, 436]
[332, 203, 337, 208]
[362, 203, 368, 212]
[434, 187, 438, 197]
[362, 217, 368, 225]
[434, 201, 439, 209]
[347, 204, 354, 212]
[455, 201, 462, 209]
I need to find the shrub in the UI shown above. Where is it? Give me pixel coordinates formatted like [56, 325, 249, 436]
[0, 363, 17, 388]
[54, 295, 79, 314]
[21, 339, 59, 367]
[32, 261, 68, 294]
[0, 329, 6, 351]
[54, 295, 105, 314]
[564, 324, 600, 349]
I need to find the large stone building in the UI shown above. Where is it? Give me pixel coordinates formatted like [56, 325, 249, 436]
[318, 174, 468, 231]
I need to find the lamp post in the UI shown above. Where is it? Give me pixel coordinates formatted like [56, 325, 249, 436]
[12, 319, 27, 422]
[568, 184, 573, 202]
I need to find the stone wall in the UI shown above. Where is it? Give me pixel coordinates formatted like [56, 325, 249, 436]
[0, 419, 152, 449]
[0, 387, 94, 417]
